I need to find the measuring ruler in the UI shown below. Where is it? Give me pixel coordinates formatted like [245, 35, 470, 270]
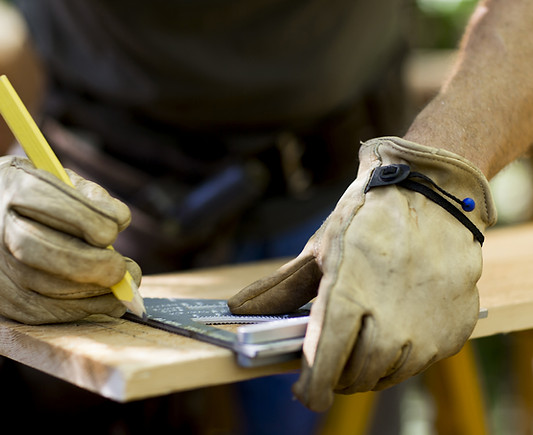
[123, 298, 311, 367]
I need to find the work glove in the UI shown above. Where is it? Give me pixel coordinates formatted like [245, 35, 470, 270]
[0, 156, 141, 325]
[228, 136, 496, 411]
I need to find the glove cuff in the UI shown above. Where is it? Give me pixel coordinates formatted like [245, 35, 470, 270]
[359, 136, 497, 230]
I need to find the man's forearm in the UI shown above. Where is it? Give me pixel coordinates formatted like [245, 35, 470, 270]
[404, 0, 533, 180]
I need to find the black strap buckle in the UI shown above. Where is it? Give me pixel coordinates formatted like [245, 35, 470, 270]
[365, 164, 411, 190]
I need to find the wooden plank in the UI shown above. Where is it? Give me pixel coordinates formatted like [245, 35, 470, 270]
[0, 259, 296, 402]
[0, 223, 531, 402]
[472, 222, 533, 338]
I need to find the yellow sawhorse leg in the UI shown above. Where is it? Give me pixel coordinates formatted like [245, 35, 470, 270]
[319, 391, 378, 435]
[318, 342, 488, 435]
[510, 330, 533, 434]
[423, 341, 489, 435]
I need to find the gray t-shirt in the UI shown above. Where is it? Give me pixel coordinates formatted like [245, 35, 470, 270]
[17, 0, 404, 130]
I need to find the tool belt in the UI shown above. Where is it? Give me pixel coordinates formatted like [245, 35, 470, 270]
[40, 48, 408, 273]
[42, 117, 357, 273]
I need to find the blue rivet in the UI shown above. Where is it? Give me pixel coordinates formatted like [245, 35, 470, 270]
[462, 197, 475, 212]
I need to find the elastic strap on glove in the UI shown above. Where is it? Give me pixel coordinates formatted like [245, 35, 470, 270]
[365, 164, 485, 245]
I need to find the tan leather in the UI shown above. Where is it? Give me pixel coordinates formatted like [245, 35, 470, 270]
[0, 156, 141, 324]
[229, 136, 496, 411]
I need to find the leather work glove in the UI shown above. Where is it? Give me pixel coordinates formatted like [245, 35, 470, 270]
[228, 136, 496, 411]
[0, 156, 141, 324]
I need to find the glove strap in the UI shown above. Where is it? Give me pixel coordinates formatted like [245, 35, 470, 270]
[365, 164, 485, 246]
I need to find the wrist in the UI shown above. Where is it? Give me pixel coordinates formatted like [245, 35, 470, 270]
[359, 136, 497, 230]
[403, 110, 493, 179]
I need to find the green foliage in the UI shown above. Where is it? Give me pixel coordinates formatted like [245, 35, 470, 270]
[411, 0, 478, 49]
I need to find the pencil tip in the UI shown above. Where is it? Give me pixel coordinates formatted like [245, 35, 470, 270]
[121, 284, 146, 318]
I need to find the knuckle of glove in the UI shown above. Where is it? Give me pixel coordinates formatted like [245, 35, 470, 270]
[4, 211, 127, 288]
[67, 169, 132, 232]
[0, 158, 130, 248]
[0, 270, 126, 324]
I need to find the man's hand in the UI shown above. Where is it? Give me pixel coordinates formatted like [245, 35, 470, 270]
[0, 156, 141, 324]
[229, 137, 496, 411]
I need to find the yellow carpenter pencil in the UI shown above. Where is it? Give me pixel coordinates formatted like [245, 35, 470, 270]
[0, 74, 146, 318]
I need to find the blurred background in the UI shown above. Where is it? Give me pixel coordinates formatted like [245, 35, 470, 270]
[1, 0, 533, 433]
